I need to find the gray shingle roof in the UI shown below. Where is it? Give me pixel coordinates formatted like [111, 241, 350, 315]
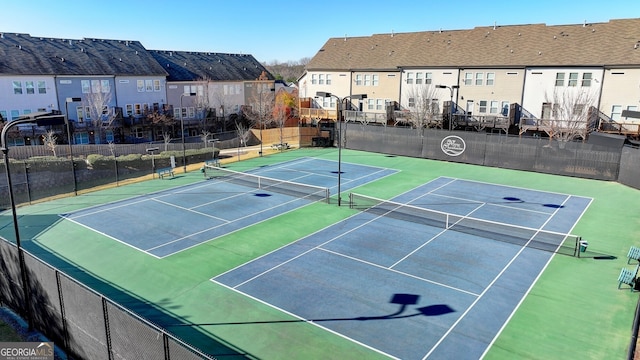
[0, 33, 168, 76]
[149, 50, 273, 81]
[307, 18, 640, 70]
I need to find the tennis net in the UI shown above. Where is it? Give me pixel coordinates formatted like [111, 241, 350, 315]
[349, 192, 582, 256]
[203, 164, 330, 203]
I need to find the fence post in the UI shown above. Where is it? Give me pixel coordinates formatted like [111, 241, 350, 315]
[102, 297, 113, 360]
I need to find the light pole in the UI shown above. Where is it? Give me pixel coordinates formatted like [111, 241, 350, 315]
[436, 85, 459, 131]
[316, 92, 367, 206]
[65, 97, 81, 195]
[2, 113, 65, 329]
[180, 92, 196, 172]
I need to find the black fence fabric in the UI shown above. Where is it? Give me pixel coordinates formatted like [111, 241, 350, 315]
[618, 146, 640, 189]
[0, 240, 213, 359]
[345, 124, 625, 182]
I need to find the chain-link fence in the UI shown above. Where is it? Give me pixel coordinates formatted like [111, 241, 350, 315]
[0, 239, 237, 359]
[345, 124, 628, 183]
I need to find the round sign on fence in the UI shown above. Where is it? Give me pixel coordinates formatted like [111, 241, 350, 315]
[441, 135, 466, 156]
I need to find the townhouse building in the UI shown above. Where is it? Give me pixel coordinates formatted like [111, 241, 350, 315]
[149, 50, 273, 142]
[0, 33, 272, 146]
[300, 18, 640, 138]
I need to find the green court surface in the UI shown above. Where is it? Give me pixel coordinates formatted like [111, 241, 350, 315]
[1, 148, 639, 359]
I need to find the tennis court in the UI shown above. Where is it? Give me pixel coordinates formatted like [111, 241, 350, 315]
[59, 157, 396, 258]
[6, 147, 638, 359]
[213, 176, 590, 359]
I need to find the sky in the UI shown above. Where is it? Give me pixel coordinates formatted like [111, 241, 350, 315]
[2, 0, 637, 64]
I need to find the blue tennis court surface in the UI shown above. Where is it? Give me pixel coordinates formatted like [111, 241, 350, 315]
[213, 177, 592, 359]
[59, 158, 396, 258]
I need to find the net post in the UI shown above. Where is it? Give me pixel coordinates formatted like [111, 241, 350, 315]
[349, 193, 352, 208]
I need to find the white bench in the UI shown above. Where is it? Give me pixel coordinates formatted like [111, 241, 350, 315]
[157, 167, 174, 179]
[628, 246, 640, 264]
[618, 267, 638, 291]
[271, 143, 290, 150]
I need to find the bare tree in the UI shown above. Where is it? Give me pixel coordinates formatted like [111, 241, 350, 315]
[43, 130, 58, 157]
[544, 87, 598, 143]
[243, 81, 275, 146]
[404, 84, 441, 133]
[83, 90, 116, 144]
[163, 131, 172, 151]
[235, 121, 251, 150]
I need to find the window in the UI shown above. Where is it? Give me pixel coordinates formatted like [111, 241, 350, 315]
[479, 100, 487, 113]
[568, 73, 578, 86]
[611, 105, 622, 120]
[626, 106, 639, 119]
[320, 96, 330, 108]
[464, 72, 472, 86]
[372, 75, 379, 86]
[13, 81, 22, 94]
[74, 132, 89, 144]
[475, 73, 483, 86]
[415, 73, 423, 85]
[555, 73, 565, 86]
[84, 106, 91, 120]
[81, 80, 91, 93]
[153, 80, 161, 92]
[326, 74, 331, 85]
[133, 128, 144, 138]
[137, 80, 145, 92]
[101, 80, 110, 93]
[581, 73, 592, 87]
[425, 72, 432, 85]
[102, 105, 109, 115]
[145, 80, 153, 92]
[311, 74, 317, 85]
[355, 74, 362, 86]
[501, 101, 510, 116]
[318, 74, 324, 85]
[37, 81, 46, 94]
[134, 104, 142, 115]
[0, 111, 6, 121]
[76, 107, 84, 123]
[105, 130, 114, 143]
[25, 81, 35, 94]
[364, 75, 371, 86]
[551, 103, 559, 118]
[367, 99, 374, 110]
[173, 108, 180, 118]
[408, 97, 415, 108]
[91, 80, 100, 93]
[490, 101, 499, 114]
[406, 72, 413, 84]
[376, 99, 384, 110]
[486, 73, 495, 86]
[10, 110, 19, 120]
[125, 104, 133, 117]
